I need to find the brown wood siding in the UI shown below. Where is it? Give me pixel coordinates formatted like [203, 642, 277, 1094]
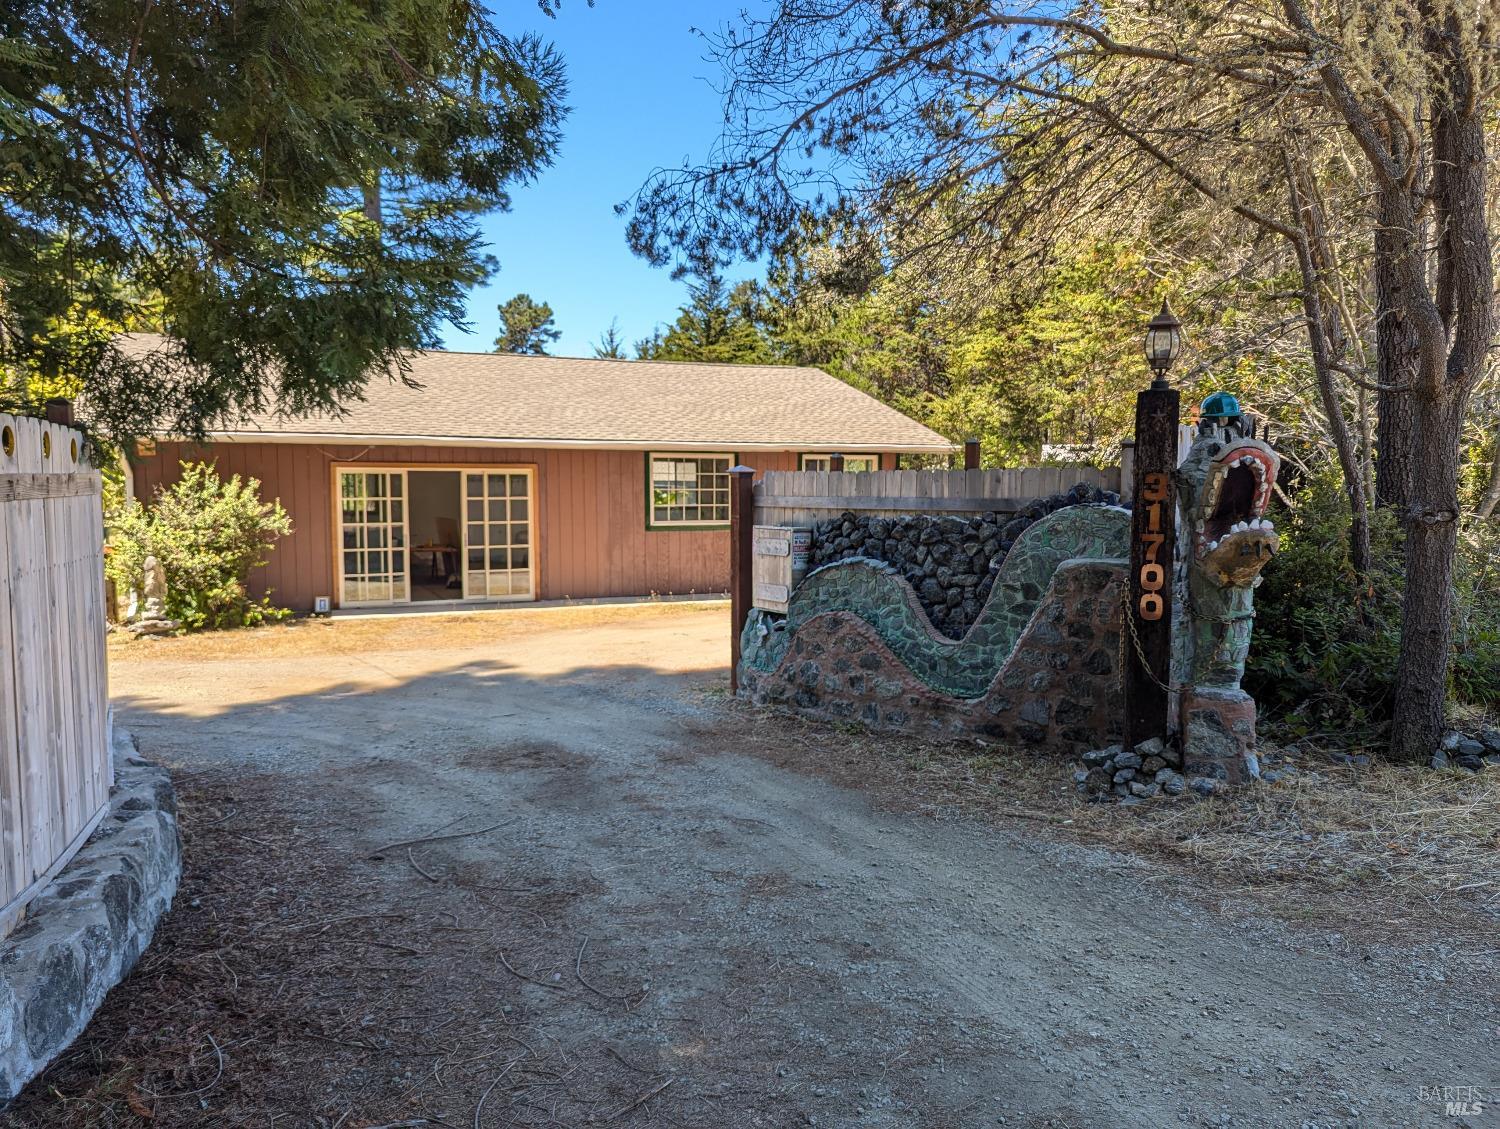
[130, 444, 848, 611]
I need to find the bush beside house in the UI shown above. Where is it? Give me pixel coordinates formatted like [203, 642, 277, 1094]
[107, 462, 293, 631]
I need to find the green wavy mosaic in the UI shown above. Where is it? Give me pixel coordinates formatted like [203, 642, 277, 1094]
[745, 505, 1131, 698]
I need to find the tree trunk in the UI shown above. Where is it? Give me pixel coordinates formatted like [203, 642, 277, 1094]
[1389, 394, 1465, 759]
[362, 178, 382, 226]
[1284, 157, 1372, 574]
[1387, 58, 1493, 761]
[1373, 204, 1422, 511]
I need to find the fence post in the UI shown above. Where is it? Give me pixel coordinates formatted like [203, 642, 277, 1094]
[829, 453, 844, 472]
[44, 399, 74, 426]
[728, 465, 756, 694]
[1118, 439, 1136, 500]
[963, 438, 980, 470]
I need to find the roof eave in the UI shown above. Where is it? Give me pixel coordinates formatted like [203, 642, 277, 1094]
[152, 431, 957, 455]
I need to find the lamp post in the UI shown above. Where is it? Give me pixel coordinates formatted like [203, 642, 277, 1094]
[1143, 299, 1183, 390]
[1124, 300, 1184, 749]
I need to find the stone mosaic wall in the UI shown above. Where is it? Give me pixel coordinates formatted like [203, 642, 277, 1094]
[807, 483, 1124, 637]
[740, 559, 1127, 751]
[741, 504, 1132, 751]
[745, 506, 1130, 698]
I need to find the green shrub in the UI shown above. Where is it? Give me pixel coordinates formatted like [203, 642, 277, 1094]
[1246, 472, 1500, 739]
[107, 462, 294, 631]
[1449, 518, 1500, 710]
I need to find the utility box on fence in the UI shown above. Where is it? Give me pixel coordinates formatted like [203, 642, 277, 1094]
[752, 525, 810, 614]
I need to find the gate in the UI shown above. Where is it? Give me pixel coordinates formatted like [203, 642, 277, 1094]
[0, 412, 111, 938]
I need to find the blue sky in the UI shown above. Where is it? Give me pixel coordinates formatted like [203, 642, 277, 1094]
[445, 2, 754, 357]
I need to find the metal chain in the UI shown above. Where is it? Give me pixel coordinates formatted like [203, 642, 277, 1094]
[1117, 579, 1190, 695]
[1184, 589, 1256, 625]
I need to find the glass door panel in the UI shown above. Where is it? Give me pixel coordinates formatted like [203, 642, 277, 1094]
[339, 470, 408, 606]
[463, 470, 534, 600]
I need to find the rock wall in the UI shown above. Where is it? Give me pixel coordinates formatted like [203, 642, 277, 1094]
[1, 729, 180, 1106]
[742, 504, 1133, 751]
[740, 559, 1128, 751]
[808, 483, 1124, 636]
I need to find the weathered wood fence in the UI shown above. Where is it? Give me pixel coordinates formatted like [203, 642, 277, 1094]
[0, 411, 111, 938]
[752, 464, 1123, 527]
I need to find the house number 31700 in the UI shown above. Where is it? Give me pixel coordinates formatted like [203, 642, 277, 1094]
[1137, 472, 1169, 621]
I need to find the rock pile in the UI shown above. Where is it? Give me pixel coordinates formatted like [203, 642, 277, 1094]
[808, 483, 1124, 637]
[1073, 737, 1215, 804]
[1432, 728, 1500, 772]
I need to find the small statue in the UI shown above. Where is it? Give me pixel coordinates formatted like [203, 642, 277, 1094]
[128, 553, 180, 636]
[142, 554, 166, 614]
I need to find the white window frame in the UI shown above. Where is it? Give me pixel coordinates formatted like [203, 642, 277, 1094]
[461, 467, 538, 602]
[647, 452, 734, 529]
[800, 453, 881, 472]
[336, 468, 411, 609]
[334, 462, 537, 609]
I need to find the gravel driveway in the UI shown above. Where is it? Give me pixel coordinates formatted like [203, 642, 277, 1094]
[5, 603, 1495, 1129]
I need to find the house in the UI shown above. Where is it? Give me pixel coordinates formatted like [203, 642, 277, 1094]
[124, 340, 953, 612]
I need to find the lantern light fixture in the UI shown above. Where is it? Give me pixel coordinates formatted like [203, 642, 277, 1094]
[1143, 299, 1184, 389]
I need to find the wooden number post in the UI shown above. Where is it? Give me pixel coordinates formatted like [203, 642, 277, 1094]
[1125, 386, 1180, 747]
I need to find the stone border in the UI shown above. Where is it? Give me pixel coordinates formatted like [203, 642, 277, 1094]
[1, 728, 181, 1105]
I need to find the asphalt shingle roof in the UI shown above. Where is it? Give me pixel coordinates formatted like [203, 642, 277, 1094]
[121, 335, 952, 452]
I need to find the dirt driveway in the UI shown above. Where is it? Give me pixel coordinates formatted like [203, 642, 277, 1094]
[5, 603, 1496, 1128]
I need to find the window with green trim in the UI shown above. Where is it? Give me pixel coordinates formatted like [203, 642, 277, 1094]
[648, 453, 732, 526]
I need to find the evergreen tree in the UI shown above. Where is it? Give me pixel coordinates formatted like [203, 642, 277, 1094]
[593, 319, 627, 359]
[494, 294, 561, 354]
[0, 1, 567, 440]
[636, 275, 776, 363]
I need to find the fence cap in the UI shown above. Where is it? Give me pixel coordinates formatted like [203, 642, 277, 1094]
[729, 464, 756, 474]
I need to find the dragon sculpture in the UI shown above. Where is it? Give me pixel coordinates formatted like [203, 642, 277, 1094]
[1172, 392, 1281, 780]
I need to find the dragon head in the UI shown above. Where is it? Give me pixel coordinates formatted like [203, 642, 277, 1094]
[1177, 415, 1281, 589]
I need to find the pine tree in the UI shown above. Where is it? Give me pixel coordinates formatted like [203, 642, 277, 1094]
[0, 2, 567, 440]
[636, 276, 776, 363]
[494, 294, 561, 355]
[593, 319, 627, 359]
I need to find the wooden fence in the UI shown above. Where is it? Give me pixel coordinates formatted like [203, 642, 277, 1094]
[0, 412, 111, 939]
[752, 465, 1123, 527]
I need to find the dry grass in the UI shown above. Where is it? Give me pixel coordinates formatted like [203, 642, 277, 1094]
[1082, 756, 1500, 918]
[107, 598, 725, 664]
[714, 699, 1500, 940]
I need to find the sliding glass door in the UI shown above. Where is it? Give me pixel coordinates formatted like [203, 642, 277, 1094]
[463, 470, 534, 600]
[338, 471, 409, 607]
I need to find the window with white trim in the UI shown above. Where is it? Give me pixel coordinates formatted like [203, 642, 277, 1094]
[800, 453, 881, 472]
[648, 453, 733, 526]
